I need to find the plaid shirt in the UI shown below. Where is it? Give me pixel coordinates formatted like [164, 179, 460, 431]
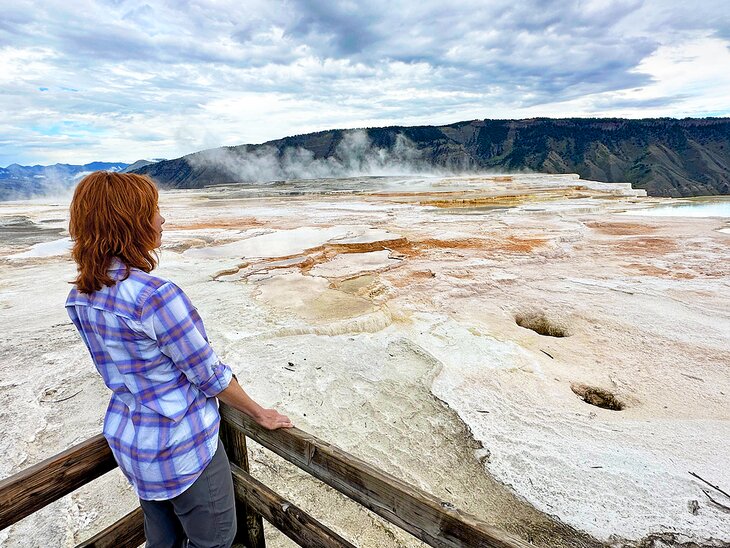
[66, 258, 233, 500]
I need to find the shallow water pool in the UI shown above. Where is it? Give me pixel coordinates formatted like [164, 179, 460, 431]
[624, 199, 730, 217]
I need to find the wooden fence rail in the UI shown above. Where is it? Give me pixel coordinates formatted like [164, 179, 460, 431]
[0, 434, 116, 529]
[220, 404, 531, 548]
[76, 508, 145, 548]
[0, 405, 531, 548]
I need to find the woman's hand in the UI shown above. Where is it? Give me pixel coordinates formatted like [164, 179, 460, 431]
[254, 408, 294, 430]
[217, 377, 294, 430]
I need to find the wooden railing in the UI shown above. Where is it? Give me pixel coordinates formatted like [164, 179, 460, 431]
[0, 403, 531, 548]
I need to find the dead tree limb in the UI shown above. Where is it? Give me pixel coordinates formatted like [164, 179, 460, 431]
[702, 489, 730, 513]
[689, 471, 730, 500]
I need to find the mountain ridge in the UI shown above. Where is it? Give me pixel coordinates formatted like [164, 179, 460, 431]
[0, 161, 129, 200]
[133, 117, 730, 197]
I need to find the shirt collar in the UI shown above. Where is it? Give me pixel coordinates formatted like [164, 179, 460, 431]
[108, 256, 127, 272]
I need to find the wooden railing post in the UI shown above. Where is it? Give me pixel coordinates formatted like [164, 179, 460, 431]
[220, 405, 266, 548]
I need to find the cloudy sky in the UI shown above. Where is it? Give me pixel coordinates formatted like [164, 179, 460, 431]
[2, 0, 730, 166]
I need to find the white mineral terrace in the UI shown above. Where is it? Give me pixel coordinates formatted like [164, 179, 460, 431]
[0, 174, 728, 548]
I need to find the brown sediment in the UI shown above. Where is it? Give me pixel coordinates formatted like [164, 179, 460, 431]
[299, 239, 416, 275]
[213, 263, 251, 279]
[213, 256, 314, 280]
[570, 383, 626, 411]
[324, 237, 413, 255]
[314, 235, 547, 275]
[412, 237, 546, 254]
[382, 265, 442, 289]
[585, 221, 658, 236]
[624, 263, 696, 279]
[214, 233, 547, 284]
[420, 186, 598, 208]
[370, 183, 599, 207]
[213, 239, 413, 281]
[319, 234, 545, 261]
[330, 275, 390, 301]
[369, 190, 471, 198]
[515, 311, 570, 337]
[163, 239, 211, 253]
[166, 217, 264, 230]
[498, 237, 548, 253]
[268, 237, 416, 259]
[421, 195, 529, 208]
[331, 274, 376, 293]
[435, 175, 517, 183]
[692, 265, 730, 278]
[607, 237, 677, 255]
[442, 269, 474, 279]
[381, 236, 547, 290]
[367, 189, 509, 201]
[413, 238, 485, 250]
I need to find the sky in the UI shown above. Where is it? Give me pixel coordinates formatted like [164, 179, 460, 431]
[2, 0, 730, 166]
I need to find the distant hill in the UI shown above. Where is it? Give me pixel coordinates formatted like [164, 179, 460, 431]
[0, 162, 128, 201]
[121, 160, 153, 173]
[121, 159, 166, 173]
[132, 118, 730, 197]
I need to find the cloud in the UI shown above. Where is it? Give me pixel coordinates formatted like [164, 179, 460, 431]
[593, 94, 693, 109]
[1, 0, 729, 165]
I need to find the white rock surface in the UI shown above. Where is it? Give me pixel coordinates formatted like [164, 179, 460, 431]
[1, 175, 728, 547]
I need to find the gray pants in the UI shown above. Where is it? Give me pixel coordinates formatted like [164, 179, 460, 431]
[140, 439, 237, 548]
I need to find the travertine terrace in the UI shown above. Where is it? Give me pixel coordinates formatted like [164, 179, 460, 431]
[1, 174, 728, 547]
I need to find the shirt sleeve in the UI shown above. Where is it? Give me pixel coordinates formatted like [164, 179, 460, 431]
[140, 282, 232, 398]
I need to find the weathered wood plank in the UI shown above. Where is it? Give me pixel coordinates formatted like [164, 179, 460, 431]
[0, 434, 117, 530]
[220, 418, 266, 548]
[75, 507, 145, 548]
[220, 404, 531, 548]
[231, 463, 356, 548]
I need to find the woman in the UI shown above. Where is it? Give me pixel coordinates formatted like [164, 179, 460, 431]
[66, 171, 292, 548]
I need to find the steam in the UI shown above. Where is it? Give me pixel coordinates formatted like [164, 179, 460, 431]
[0, 164, 128, 202]
[188, 130, 463, 183]
[0, 172, 77, 202]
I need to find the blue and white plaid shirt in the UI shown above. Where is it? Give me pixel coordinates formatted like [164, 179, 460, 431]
[66, 257, 233, 500]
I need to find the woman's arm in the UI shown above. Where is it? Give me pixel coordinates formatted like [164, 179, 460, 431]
[216, 376, 293, 430]
[141, 282, 292, 430]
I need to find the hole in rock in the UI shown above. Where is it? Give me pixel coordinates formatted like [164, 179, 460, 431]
[515, 311, 569, 337]
[570, 383, 625, 411]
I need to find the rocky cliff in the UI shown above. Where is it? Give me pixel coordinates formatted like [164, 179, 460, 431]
[134, 118, 730, 197]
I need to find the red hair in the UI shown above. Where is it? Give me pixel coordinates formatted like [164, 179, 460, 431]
[69, 171, 159, 293]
